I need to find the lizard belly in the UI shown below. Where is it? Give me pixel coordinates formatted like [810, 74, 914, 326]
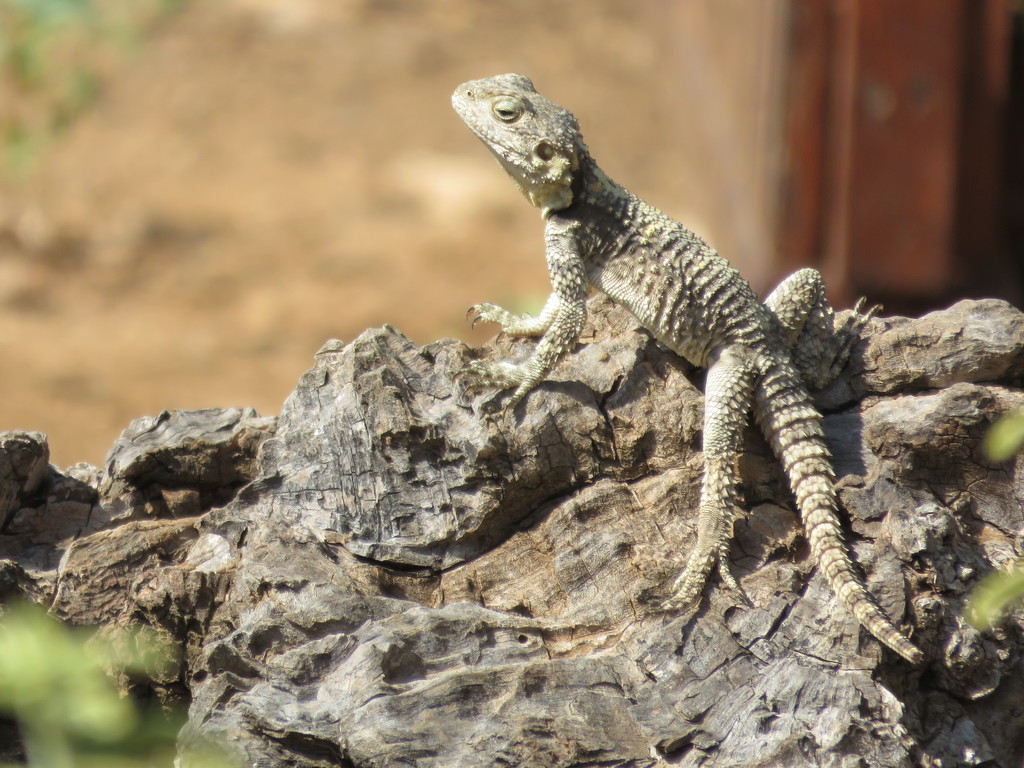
[590, 262, 712, 367]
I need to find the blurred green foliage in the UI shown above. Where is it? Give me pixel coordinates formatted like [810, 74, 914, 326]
[967, 565, 1024, 632]
[0, 0, 187, 178]
[983, 407, 1024, 462]
[0, 601, 226, 768]
[967, 408, 1024, 631]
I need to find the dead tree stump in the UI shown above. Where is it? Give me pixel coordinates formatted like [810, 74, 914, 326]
[2, 297, 1023, 767]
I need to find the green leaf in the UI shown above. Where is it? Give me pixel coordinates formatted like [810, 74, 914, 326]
[984, 410, 1024, 462]
[967, 566, 1024, 630]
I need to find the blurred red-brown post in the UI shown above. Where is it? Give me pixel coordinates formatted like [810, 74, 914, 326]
[776, 0, 1017, 312]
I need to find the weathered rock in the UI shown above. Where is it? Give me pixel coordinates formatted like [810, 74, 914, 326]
[0, 431, 49, 529]
[2, 297, 1024, 768]
[0, 408, 274, 664]
[255, 308, 685, 571]
[102, 407, 277, 521]
[818, 298, 1024, 408]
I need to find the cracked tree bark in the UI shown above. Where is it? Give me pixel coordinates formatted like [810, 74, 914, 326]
[1, 297, 1023, 767]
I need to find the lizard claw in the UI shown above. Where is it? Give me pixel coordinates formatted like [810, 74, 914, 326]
[849, 297, 881, 325]
[467, 305, 485, 328]
[661, 591, 699, 613]
[467, 302, 511, 329]
[663, 559, 711, 612]
[718, 559, 752, 606]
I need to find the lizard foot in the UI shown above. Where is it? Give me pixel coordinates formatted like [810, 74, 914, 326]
[812, 297, 882, 387]
[663, 545, 745, 611]
[460, 360, 527, 391]
[468, 302, 514, 328]
[837, 297, 880, 343]
[468, 302, 546, 337]
[459, 360, 535, 410]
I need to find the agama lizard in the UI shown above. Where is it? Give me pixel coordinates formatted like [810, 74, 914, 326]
[452, 73, 921, 663]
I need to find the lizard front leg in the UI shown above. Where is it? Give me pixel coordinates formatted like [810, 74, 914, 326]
[469, 290, 561, 338]
[463, 220, 588, 408]
[665, 345, 757, 608]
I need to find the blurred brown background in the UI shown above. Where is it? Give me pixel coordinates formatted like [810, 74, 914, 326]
[1, 0, 1022, 467]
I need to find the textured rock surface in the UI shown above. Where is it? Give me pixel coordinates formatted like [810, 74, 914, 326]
[1, 298, 1023, 767]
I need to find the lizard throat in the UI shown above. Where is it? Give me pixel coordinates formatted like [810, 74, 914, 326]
[487, 146, 578, 218]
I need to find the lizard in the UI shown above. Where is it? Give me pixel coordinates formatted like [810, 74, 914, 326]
[451, 73, 922, 664]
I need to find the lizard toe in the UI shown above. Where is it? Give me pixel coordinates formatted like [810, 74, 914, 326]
[459, 360, 526, 391]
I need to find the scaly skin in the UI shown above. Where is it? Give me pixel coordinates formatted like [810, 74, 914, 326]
[452, 73, 921, 663]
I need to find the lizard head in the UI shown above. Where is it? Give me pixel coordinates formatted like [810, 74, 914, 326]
[452, 74, 586, 218]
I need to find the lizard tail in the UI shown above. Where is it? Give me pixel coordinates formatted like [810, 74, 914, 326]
[755, 363, 923, 664]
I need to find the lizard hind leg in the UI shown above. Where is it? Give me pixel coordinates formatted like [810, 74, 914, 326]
[763, 268, 878, 391]
[664, 347, 757, 610]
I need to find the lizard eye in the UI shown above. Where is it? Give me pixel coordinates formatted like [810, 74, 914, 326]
[534, 142, 555, 161]
[492, 98, 523, 123]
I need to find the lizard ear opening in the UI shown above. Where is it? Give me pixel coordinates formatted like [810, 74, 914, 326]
[534, 142, 555, 161]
